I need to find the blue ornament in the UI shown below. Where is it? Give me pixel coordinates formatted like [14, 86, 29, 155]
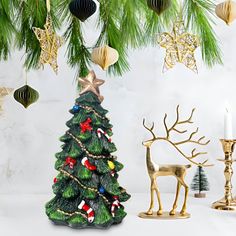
[99, 186, 105, 194]
[72, 105, 80, 112]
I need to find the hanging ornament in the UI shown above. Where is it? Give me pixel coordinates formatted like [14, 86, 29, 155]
[72, 104, 80, 112]
[91, 45, 119, 70]
[79, 71, 105, 103]
[13, 84, 39, 109]
[0, 87, 14, 114]
[69, 0, 97, 22]
[158, 18, 199, 73]
[215, 0, 236, 25]
[108, 160, 115, 170]
[80, 118, 92, 133]
[33, 0, 63, 74]
[65, 157, 77, 169]
[78, 200, 95, 223]
[111, 196, 121, 217]
[97, 128, 112, 142]
[147, 0, 171, 15]
[99, 186, 105, 194]
[81, 157, 97, 171]
[53, 177, 58, 183]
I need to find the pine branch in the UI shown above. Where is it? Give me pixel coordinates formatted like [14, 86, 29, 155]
[144, 0, 178, 45]
[184, 0, 223, 67]
[64, 18, 90, 77]
[96, 0, 130, 76]
[0, 0, 17, 60]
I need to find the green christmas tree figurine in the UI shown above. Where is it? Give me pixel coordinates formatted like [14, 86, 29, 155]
[191, 166, 210, 198]
[45, 70, 130, 229]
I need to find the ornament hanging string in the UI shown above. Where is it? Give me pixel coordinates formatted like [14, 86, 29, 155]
[46, 0, 51, 13]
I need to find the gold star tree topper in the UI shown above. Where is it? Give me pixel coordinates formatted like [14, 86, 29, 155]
[79, 71, 105, 102]
[158, 19, 200, 73]
[33, 15, 63, 74]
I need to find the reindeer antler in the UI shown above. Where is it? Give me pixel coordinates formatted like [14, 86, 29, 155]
[162, 105, 212, 167]
[143, 119, 156, 139]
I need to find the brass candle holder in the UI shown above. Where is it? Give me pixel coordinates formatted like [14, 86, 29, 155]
[212, 139, 236, 211]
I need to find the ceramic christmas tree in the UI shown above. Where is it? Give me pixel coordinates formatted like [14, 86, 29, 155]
[45, 70, 130, 229]
[191, 166, 210, 198]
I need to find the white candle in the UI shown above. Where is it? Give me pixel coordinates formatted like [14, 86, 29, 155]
[224, 106, 233, 140]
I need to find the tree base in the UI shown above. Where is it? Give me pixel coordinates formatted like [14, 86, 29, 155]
[49, 218, 122, 230]
[194, 193, 206, 198]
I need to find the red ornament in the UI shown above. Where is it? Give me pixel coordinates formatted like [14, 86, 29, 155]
[65, 157, 77, 169]
[78, 200, 95, 223]
[81, 157, 97, 171]
[53, 177, 58, 183]
[80, 118, 92, 133]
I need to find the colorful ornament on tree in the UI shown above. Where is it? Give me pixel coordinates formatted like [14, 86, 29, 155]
[80, 118, 92, 133]
[99, 186, 105, 194]
[72, 104, 80, 112]
[81, 157, 97, 171]
[108, 160, 115, 170]
[13, 84, 39, 109]
[78, 200, 95, 223]
[65, 157, 77, 169]
[69, 0, 97, 22]
[111, 196, 121, 217]
[158, 18, 199, 73]
[97, 128, 112, 142]
[215, 0, 236, 25]
[53, 177, 58, 183]
[91, 45, 119, 70]
[111, 170, 116, 177]
[33, 11, 63, 74]
[0, 87, 13, 114]
[79, 71, 105, 103]
[147, 0, 171, 15]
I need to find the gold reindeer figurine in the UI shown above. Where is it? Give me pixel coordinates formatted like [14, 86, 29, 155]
[139, 105, 211, 219]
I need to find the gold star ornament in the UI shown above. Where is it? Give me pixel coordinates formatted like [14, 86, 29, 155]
[158, 19, 200, 73]
[0, 87, 14, 114]
[79, 71, 105, 102]
[33, 15, 63, 74]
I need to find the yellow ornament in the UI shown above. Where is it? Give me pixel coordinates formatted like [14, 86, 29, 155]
[33, 14, 63, 74]
[158, 19, 199, 73]
[108, 161, 115, 170]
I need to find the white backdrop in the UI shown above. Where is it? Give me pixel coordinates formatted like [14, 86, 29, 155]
[0, 4, 236, 197]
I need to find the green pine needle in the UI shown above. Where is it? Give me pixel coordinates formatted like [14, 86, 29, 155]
[0, 0, 224, 76]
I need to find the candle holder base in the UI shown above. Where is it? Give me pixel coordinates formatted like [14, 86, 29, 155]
[212, 198, 236, 211]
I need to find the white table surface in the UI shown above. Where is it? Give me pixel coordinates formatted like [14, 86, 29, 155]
[0, 193, 235, 236]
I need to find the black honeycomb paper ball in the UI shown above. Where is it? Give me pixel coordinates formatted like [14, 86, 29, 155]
[69, 0, 97, 22]
[147, 0, 171, 15]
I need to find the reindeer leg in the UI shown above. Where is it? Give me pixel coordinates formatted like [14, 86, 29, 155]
[154, 179, 163, 215]
[170, 180, 181, 216]
[146, 179, 155, 215]
[179, 178, 189, 216]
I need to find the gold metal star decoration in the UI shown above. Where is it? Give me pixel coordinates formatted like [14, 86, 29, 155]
[158, 19, 200, 73]
[0, 87, 14, 114]
[79, 71, 105, 102]
[33, 15, 63, 74]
